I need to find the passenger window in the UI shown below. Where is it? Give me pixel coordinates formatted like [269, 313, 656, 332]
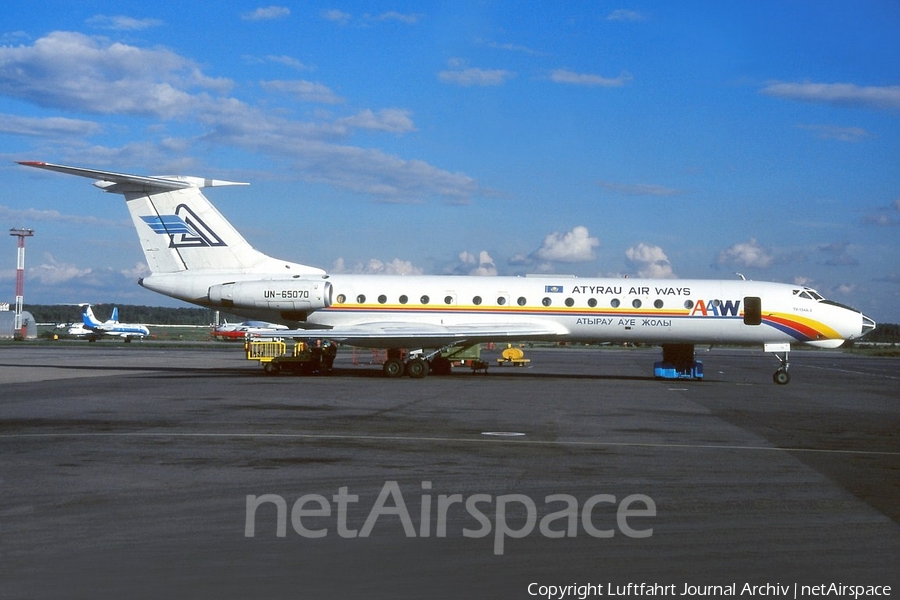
[399, 295, 408, 304]
[542, 297, 552, 307]
[378, 295, 387, 304]
[444, 295, 454, 305]
[632, 299, 642, 308]
[497, 296, 507, 306]
[473, 296, 482, 305]
[611, 298, 621, 308]
[565, 298, 574, 307]
[517, 297, 527, 306]
[588, 298, 597, 308]
[684, 300, 694, 309]
[654, 299, 663, 309]
[421, 295, 430, 304]
[336, 294, 346, 304]
[356, 294, 366, 304]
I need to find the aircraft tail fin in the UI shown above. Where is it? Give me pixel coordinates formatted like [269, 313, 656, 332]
[111, 307, 119, 323]
[18, 162, 324, 277]
[82, 304, 102, 328]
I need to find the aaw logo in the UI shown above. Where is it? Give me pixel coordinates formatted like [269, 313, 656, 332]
[690, 299, 741, 317]
[141, 204, 226, 248]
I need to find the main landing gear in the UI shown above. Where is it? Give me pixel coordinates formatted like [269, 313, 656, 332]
[382, 349, 429, 379]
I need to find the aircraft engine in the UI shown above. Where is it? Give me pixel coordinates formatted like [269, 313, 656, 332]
[208, 278, 333, 313]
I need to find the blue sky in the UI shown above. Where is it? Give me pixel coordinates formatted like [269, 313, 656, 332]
[1, 1, 899, 323]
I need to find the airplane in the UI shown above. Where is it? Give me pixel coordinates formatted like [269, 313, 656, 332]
[18, 161, 875, 383]
[64, 322, 92, 339]
[80, 303, 150, 342]
[213, 319, 287, 340]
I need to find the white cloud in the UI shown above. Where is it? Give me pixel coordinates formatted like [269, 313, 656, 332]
[331, 257, 423, 275]
[322, 9, 352, 25]
[534, 226, 599, 263]
[457, 251, 498, 276]
[0, 204, 125, 228]
[1, 32, 480, 204]
[439, 67, 514, 87]
[550, 69, 632, 87]
[819, 242, 859, 267]
[760, 81, 900, 111]
[243, 6, 291, 21]
[86, 15, 163, 31]
[244, 55, 312, 70]
[625, 243, 675, 278]
[371, 12, 424, 25]
[863, 199, 900, 226]
[337, 109, 415, 133]
[795, 124, 872, 142]
[0, 31, 232, 118]
[0, 113, 101, 137]
[260, 79, 345, 104]
[120, 263, 150, 279]
[835, 283, 856, 296]
[716, 239, 774, 269]
[486, 41, 542, 56]
[29, 253, 93, 285]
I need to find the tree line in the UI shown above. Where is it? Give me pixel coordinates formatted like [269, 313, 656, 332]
[24, 304, 243, 326]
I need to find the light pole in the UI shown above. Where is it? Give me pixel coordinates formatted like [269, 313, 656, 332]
[9, 228, 34, 340]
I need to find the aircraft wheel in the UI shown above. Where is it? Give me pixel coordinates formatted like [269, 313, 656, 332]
[383, 358, 404, 378]
[773, 369, 790, 385]
[406, 358, 428, 379]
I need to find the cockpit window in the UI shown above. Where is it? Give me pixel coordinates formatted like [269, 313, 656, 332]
[795, 287, 825, 301]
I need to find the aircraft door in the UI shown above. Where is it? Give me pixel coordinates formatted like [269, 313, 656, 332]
[743, 296, 762, 325]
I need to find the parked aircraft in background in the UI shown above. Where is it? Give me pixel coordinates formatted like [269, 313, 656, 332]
[81, 304, 150, 342]
[212, 319, 287, 340]
[62, 322, 92, 339]
[20, 161, 875, 383]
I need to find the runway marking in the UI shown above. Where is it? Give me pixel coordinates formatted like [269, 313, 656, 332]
[481, 431, 526, 437]
[801, 363, 900, 380]
[1, 431, 898, 457]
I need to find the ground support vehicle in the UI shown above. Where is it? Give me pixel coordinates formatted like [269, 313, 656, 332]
[653, 343, 704, 380]
[496, 345, 531, 367]
[245, 338, 336, 375]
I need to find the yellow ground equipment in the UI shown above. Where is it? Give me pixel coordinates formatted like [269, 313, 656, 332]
[497, 344, 530, 367]
[245, 338, 335, 375]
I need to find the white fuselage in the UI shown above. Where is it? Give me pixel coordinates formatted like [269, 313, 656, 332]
[142, 272, 868, 349]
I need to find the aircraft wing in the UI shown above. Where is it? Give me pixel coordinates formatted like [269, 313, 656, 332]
[246, 320, 566, 348]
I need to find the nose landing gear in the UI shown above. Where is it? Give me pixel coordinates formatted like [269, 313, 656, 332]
[766, 343, 791, 385]
[773, 364, 791, 385]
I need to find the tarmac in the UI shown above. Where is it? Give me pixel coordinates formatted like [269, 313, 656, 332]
[0, 343, 897, 599]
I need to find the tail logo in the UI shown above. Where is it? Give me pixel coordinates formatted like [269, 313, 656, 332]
[141, 204, 226, 248]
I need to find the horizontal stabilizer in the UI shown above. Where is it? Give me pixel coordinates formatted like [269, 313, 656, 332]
[17, 161, 248, 193]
